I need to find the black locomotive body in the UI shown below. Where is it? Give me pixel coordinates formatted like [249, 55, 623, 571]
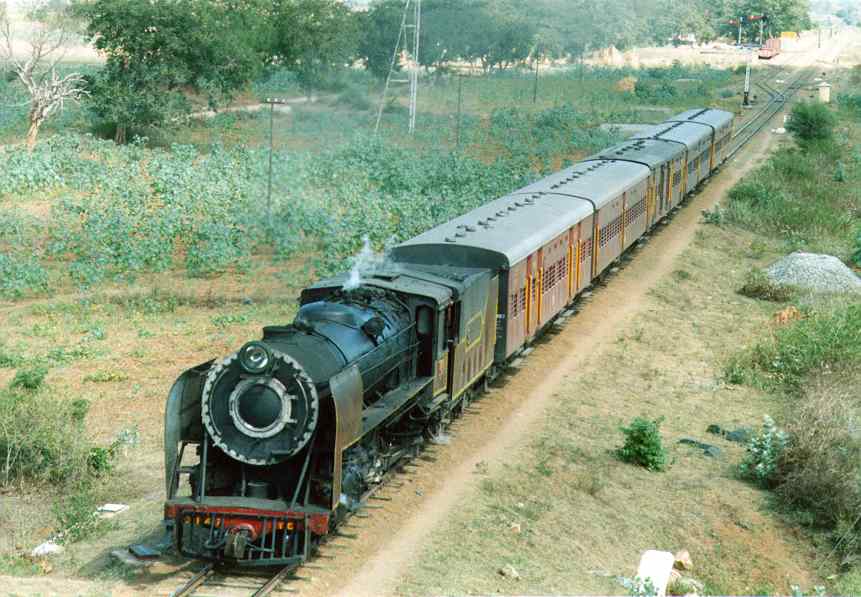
[164, 265, 497, 565]
[163, 108, 735, 567]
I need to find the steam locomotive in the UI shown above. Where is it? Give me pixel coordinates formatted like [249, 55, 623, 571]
[163, 108, 734, 567]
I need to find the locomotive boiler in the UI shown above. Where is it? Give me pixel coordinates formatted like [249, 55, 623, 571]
[163, 107, 734, 567]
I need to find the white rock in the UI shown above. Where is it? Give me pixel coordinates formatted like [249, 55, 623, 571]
[31, 541, 64, 557]
[636, 550, 675, 597]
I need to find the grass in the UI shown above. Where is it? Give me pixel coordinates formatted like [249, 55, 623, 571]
[730, 303, 861, 393]
[721, 107, 860, 260]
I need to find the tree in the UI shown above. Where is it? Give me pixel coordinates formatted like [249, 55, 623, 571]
[0, 0, 88, 149]
[268, 0, 360, 93]
[717, 0, 812, 41]
[75, 0, 266, 143]
[358, 0, 407, 80]
[460, 9, 535, 71]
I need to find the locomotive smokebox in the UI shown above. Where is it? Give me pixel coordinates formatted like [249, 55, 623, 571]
[201, 343, 319, 466]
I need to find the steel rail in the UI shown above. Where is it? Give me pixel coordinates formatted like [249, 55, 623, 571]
[251, 563, 300, 597]
[170, 563, 215, 597]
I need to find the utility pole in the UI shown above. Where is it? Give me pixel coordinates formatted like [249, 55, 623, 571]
[455, 74, 463, 148]
[743, 58, 752, 108]
[264, 98, 286, 232]
[374, 0, 422, 136]
[532, 58, 540, 104]
[408, 0, 421, 135]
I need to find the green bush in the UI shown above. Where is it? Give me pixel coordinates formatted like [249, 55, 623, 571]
[837, 92, 861, 114]
[0, 253, 49, 298]
[617, 417, 668, 472]
[9, 363, 48, 391]
[337, 85, 373, 112]
[0, 388, 91, 486]
[739, 415, 788, 487]
[786, 102, 836, 144]
[52, 484, 101, 543]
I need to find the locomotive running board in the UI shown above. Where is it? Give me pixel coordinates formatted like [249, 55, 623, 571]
[361, 377, 434, 437]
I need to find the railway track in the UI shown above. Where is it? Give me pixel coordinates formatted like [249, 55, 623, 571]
[728, 64, 814, 159]
[164, 62, 815, 597]
[170, 561, 300, 597]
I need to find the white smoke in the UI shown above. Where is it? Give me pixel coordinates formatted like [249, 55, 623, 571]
[343, 236, 388, 291]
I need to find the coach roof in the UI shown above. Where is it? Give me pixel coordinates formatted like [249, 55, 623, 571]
[669, 108, 734, 130]
[392, 160, 649, 269]
[584, 137, 685, 170]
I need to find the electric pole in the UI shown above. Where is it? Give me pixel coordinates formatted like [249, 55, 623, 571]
[264, 98, 287, 232]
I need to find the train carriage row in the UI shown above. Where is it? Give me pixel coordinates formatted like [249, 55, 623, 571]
[393, 108, 734, 375]
[163, 107, 735, 567]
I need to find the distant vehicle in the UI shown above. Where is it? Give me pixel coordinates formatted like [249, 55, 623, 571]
[759, 38, 781, 59]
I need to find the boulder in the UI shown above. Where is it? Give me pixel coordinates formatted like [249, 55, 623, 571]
[673, 549, 693, 571]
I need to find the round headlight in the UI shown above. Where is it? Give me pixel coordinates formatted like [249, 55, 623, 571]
[239, 342, 271, 374]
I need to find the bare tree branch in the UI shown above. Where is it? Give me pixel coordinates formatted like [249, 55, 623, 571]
[0, 1, 87, 149]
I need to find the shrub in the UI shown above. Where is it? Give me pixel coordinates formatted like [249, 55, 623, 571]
[739, 415, 788, 487]
[0, 253, 49, 298]
[617, 417, 668, 472]
[9, 363, 48, 391]
[774, 377, 861, 559]
[0, 388, 91, 486]
[337, 85, 372, 112]
[52, 484, 101, 543]
[837, 92, 861, 113]
[786, 102, 836, 144]
[738, 268, 794, 302]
